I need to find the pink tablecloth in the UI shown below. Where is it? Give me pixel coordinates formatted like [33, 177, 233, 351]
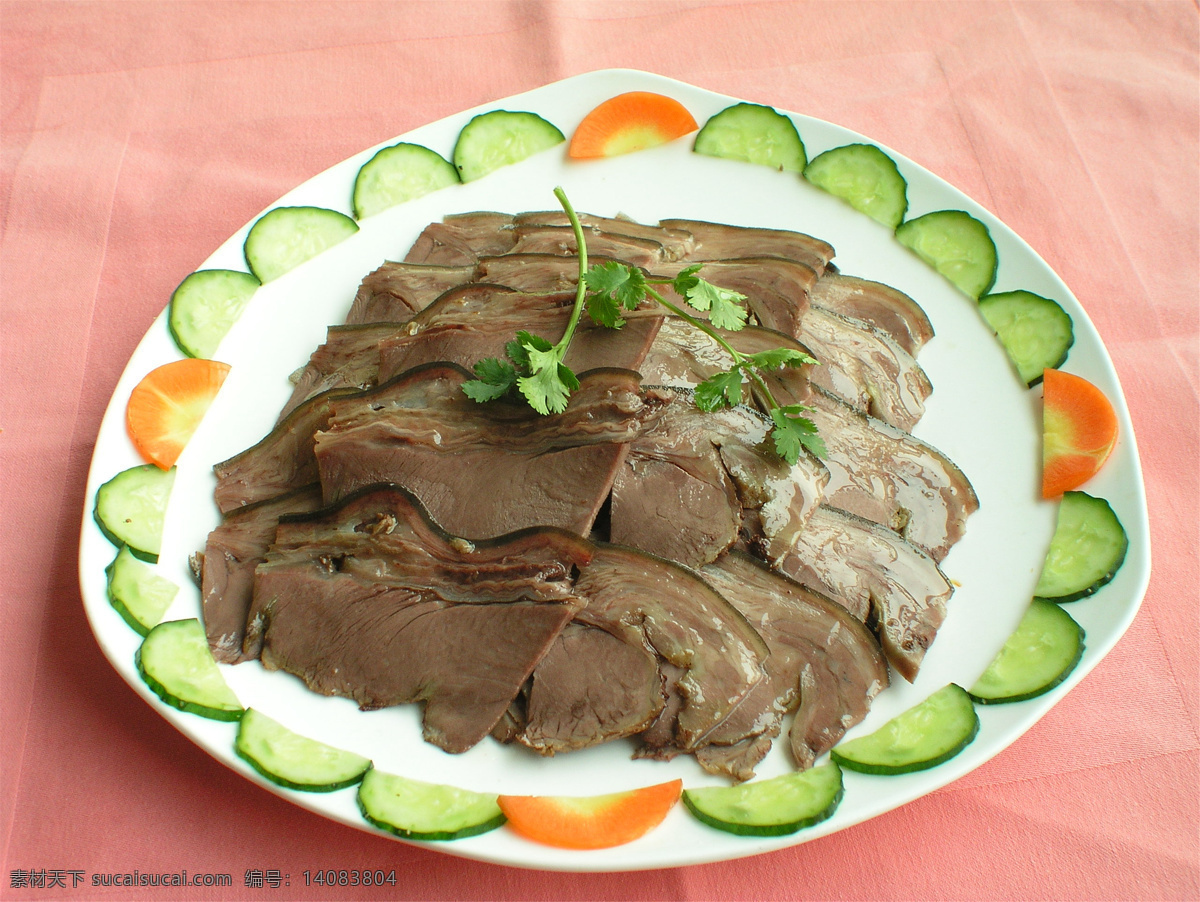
[2, 2, 1196, 898]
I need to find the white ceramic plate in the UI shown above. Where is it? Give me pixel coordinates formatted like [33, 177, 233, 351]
[78, 69, 1150, 871]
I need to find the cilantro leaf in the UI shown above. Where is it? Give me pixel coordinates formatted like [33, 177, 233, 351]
[462, 357, 518, 402]
[744, 348, 817, 370]
[770, 406, 826, 463]
[694, 368, 744, 412]
[584, 261, 646, 311]
[516, 331, 554, 353]
[585, 291, 626, 329]
[682, 279, 749, 331]
[518, 358, 576, 415]
[670, 264, 703, 296]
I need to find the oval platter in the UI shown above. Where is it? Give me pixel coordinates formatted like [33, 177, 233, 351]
[78, 69, 1151, 871]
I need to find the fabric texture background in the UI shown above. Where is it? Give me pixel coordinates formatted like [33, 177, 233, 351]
[2, 2, 1197, 898]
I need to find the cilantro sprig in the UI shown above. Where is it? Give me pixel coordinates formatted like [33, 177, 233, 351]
[461, 188, 825, 464]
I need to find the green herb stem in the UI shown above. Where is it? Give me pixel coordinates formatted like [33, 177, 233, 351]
[553, 185, 588, 354]
[644, 285, 785, 413]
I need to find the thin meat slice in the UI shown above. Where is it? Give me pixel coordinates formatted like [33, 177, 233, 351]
[653, 256, 817, 338]
[699, 553, 888, 778]
[403, 211, 516, 264]
[513, 211, 696, 262]
[507, 225, 665, 270]
[610, 388, 828, 570]
[277, 324, 402, 422]
[375, 285, 663, 384]
[809, 387, 978, 561]
[314, 364, 666, 539]
[213, 385, 362, 514]
[346, 262, 473, 325]
[798, 305, 932, 431]
[810, 272, 934, 355]
[201, 485, 323, 663]
[516, 621, 664, 755]
[658, 218, 835, 276]
[250, 485, 591, 753]
[573, 544, 769, 751]
[768, 505, 955, 681]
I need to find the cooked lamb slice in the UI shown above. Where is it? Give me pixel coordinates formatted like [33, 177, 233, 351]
[374, 285, 663, 385]
[809, 387, 978, 561]
[516, 621, 664, 755]
[768, 505, 955, 681]
[653, 257, 817, 338]
[573, 544, 769, 751]
[513, 211, 696, 262]
[201, 485, 324, 663]
[610, 388, 828, 570]
[277, 323, 402, 422]
[213, 385, 362, 514]
[507, 225, 665, 270]
[798, 305, 932, 431]
[314, 364, 666, 539]
[250, 484, 591, 752]
[640, 317, 816, 409]
[658, 218, 835, 276]
[403, 211, 516, 265]
[345, 262, 474, 325]
[699, 553, 888, 778]
[810, 272, 934, 355]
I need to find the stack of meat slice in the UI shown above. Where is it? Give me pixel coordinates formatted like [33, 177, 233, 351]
[198, 210, 977, 782]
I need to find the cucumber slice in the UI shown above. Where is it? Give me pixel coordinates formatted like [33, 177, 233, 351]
[693, 103, 807, 172]
[136, 619, 243, 721]
[352, 142, 459, 219]
[93, 464, 176, 563]
[243, 206, 359, 282]
[1034, 491, 1128, 602]
[105, 545, 178, 636]
[168, 269, 260, 359]
[804, 144, 908, 229]
[357, 769, 505, 841]
[978, 290, 1074, 387]
[895, 210, 997, 298]
[682, 763, 844, 837]
[236, 708, 371, 792]
[831, 684, 979, 775]
[452, 110, 565, 183]
[969, 600, 1085, 704]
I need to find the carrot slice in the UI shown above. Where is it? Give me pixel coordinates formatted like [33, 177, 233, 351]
[1042, 368, 1118, 498]
[126, 358, 231, 470]
[569, 92, 698, 159]
[498, 779, 682, 849]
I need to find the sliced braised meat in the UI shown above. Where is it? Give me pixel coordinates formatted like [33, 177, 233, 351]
[277, 324, 401, 422]
[346, 262, 473, 325]
[517, 621, 664, 755]
[201, 485, 323, 663]
[403, 211, 516, 265]
[314, 365, 666, 539]
[798, 306, 931, 431]
[573, 544, 769, 751]
[640, 317, 815, 409]
[213, 385, 362, 514]
[810, 272, 934, 355]
[250, 485, 590, 753]
[513, 211, 696, 262]
[699, 553, 888, 777]
[769, 505, 954, 681]
[658, 218, 835, 276]
[809, 387, 978, 560]
[507, 225, 665, 270]
[610, 387, 828, 570]
[654, 257, 816, 338]
[375, 285, 663, 384]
